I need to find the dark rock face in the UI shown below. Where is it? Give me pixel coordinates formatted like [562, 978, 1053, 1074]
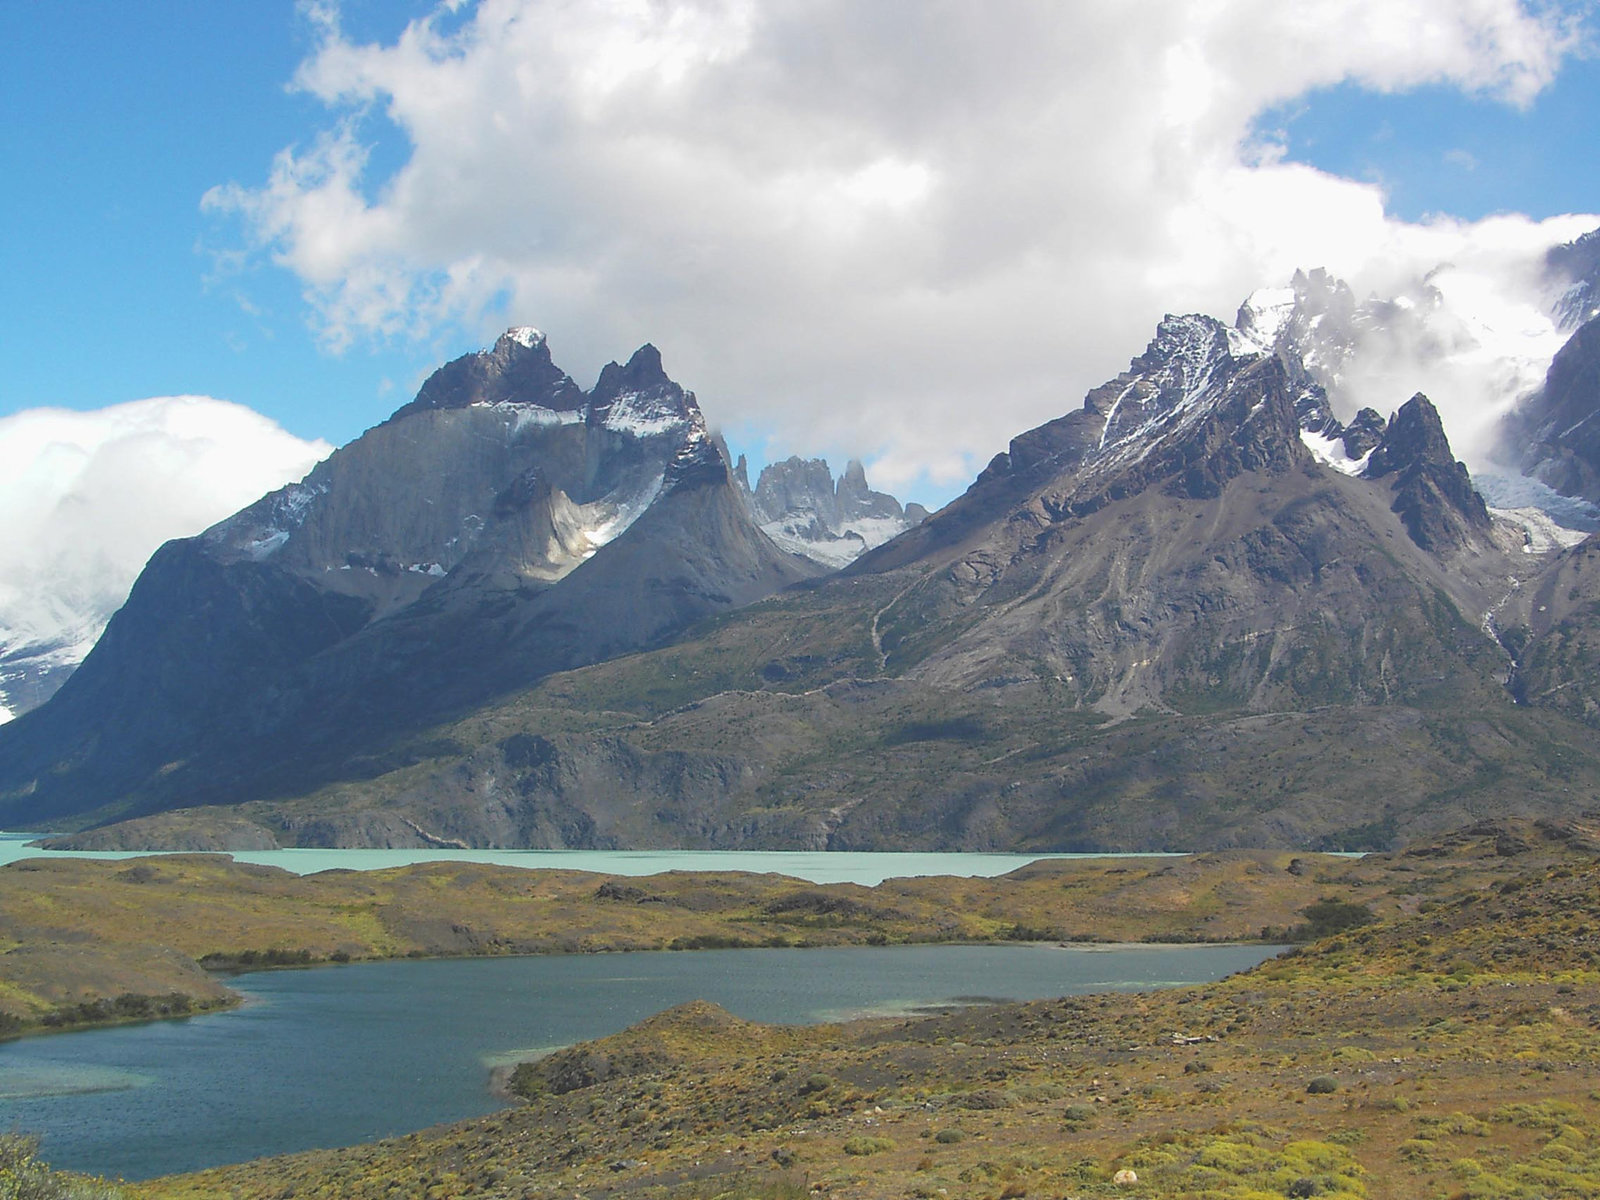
[389, 328, 583, 421]
[1362, 394, 1492, 552]
[1340, 408, 1386, 460]
[751, 457, 839, 534]
[1498, 318, 1600, 505]
[1547, 228, 1600, 331]
[836, 459, 903, 522]
[0, 333, 818, 830]
[1507, 533, 1600, 725]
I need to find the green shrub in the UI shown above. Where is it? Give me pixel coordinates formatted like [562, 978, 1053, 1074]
[842, 1136, 894, 1156]
[1296, 899, 1376, 941]
[0, 1133, 125, 1199]
[934, 1129, 965, 1144]
[1306, 1076, 1339, 1094]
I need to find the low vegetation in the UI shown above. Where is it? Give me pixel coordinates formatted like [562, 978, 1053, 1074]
[5, 816, 1596, 1037]
[134, 815, 1600, 1199]
[0, 1134, 125, 1200]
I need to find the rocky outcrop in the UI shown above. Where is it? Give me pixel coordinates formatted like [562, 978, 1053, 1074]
[1362, 394, 1492, 553]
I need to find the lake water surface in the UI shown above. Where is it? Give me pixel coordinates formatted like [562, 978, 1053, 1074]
[0, 942, 1280, 1181]
[0, 832, 1175, 885]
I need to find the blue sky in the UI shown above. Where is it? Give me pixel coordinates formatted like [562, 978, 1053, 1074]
[2, 1, 1597, 506]
[0, 3, 451, 446]
[1257, 69, 1600, 226]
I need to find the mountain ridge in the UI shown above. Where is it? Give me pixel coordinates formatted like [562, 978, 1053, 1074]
[23, 286, 1600, 852]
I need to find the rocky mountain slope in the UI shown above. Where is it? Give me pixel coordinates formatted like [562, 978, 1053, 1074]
[0, 331, 819, 831]
[24, 286, 1600, 852]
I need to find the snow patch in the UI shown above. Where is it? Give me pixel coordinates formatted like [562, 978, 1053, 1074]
[759, 513, 912, 568]
[1489, 506, 1591, 553]
[1299, 429, 1371, 476]
[482, 402, 585, 432]
[243, 530, 292, 559]
[837, 515, 908, 551]
[760, 521, 866, 569]
[600, 390, 692, 438]
[505, 326, 545, 350]
[231, 481, 329, 561]
[1226, 328, 1268, 359]
[576, 473, 666, 557]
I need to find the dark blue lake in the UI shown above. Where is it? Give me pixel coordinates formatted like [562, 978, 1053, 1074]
[0, 942, 1280, 1181]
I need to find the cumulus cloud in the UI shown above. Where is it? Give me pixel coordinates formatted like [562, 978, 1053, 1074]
[204, 0, 1594, 498]
[0, 398, 331, 653]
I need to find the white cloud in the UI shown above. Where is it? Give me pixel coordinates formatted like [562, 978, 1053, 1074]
[0, 398, 331, 654]
[205, 0, 1593, 499]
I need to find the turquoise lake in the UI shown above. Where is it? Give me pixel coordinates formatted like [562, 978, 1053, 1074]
[0, 832, 1175, 885]
[0, 942, 1281, 1181]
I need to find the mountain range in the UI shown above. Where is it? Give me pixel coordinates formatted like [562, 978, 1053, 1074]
[735, 453, 929, 568]
[7, 235, 1600, 852]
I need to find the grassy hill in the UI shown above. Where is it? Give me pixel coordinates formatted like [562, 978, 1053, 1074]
[134, 817, 1600, 1200]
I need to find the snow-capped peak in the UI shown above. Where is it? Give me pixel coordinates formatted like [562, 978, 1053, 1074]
[505, 327, 546, 350]
[1233, 286, 1298, 354]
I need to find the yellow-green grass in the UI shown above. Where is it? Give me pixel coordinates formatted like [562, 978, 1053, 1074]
[5, 817, 1596, 1038]
[140, 824, 1600, 1199]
